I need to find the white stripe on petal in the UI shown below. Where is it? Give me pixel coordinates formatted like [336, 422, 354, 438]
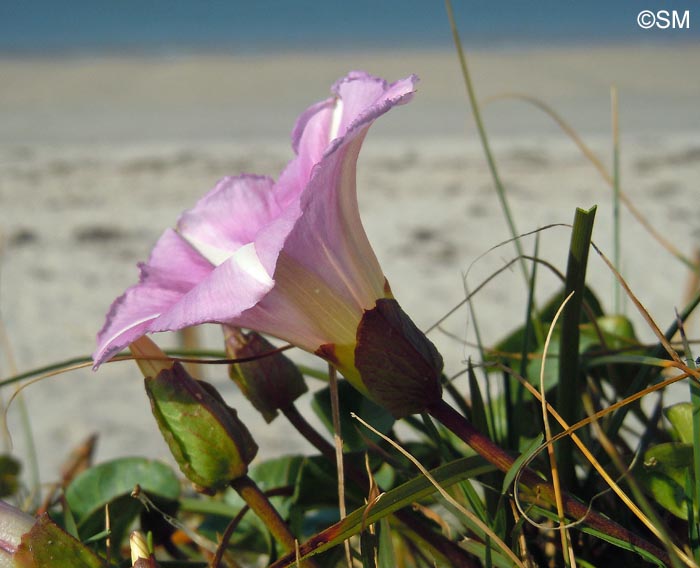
[329, 98, 344, 142]
[232, 242, 273, 286]
[179, 232, 232, 267]
[101, 313, 162, 354]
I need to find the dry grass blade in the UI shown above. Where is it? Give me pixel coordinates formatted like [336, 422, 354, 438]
[590, 240, 681, 363]
[351, 412, 526, 568]
[581, 393, 685, 568]
[537, 291, 575, 566]
[506, 364, 695, 566]
[482, 92, 696, 270]
[328, 364, 352, 568]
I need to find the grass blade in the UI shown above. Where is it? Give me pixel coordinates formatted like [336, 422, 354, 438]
[444, 0, 528, 285]
[268, 456, 494, 567]
[557, 206, 597, 490]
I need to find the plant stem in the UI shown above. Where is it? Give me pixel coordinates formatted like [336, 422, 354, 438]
[229, 475, 308, 563]
[327, 365, 352, 568]
[283, 403, 478, 567]
[427, 398, 670, 564]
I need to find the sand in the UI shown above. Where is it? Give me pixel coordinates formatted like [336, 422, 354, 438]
[1, 45, 699, 484]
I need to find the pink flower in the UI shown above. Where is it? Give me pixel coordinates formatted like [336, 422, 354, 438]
[94, 72, 420, 398]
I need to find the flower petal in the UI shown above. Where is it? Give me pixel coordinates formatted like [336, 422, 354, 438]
[278, 73, 418, 311]
[151, 241, 275, 331]
[330, 71, 416, 141]
[93, 229, 215, 366]
[233, 73, 419, 355]
[94, 72, 419, 371]
[177, 174, 281, 266]
[94, 177, 285, 367]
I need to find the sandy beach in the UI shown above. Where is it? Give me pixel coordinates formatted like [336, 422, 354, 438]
[1, 45, 699, 484]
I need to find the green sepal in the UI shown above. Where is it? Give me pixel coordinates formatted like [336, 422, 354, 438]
[145, 363, 258, 492]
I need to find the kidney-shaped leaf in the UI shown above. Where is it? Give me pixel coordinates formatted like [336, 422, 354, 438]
[65, 457, 180, 545]
[636, 442, 693, 520]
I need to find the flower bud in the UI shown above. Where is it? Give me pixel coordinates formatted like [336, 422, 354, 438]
[130, 531, 160, 567]
[142, 359, 258, 493]
[353, 299, 443, 418]
[224, 327, 307, 423]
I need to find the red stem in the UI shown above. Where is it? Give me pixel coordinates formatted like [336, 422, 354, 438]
[427, 398, 669, 564]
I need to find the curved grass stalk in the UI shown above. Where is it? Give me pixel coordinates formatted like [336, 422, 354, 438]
[0, 345, 301, 389]
[444, 0, 529, 287]
[483, 92, 697, 271]
[426, 224, 569, 334]
[590, 240, 682, 363]
[538, 291, 575, 566]
[0, 316, 40, 506]
[582, 393, 687, 568]
[505, 363, 695, 566]
[611, 87, 622, 312]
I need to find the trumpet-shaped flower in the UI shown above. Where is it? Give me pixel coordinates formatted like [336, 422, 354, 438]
[94, 71, 442, 417]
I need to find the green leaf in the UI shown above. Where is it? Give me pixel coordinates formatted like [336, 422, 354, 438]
[250, 455, 306, 520]
[636, 442, 693, 519]
[376, 517, 396, 568]
[65, 457, 180, 545]
[271, 456, 493, 566]
[15, 514, 104, 568]
[584, 315, 638, 350]
[502, 434, 543, 495]
[294, 456, 365, 510]
[251, 455, 305, 491]
[460, 539, 518, 568]
[489, 285, 605, 367]
[665, 403, 694, 444]
[312, 380, 395, 452]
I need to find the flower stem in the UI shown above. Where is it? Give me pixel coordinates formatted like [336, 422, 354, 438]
[282, 403, 478, 567]
[427, 398, 670, 564]
[283, 404, 336, 462]
[229, 475, 309, 563]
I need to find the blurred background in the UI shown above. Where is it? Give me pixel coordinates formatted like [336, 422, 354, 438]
[1, 1, 698, 486]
